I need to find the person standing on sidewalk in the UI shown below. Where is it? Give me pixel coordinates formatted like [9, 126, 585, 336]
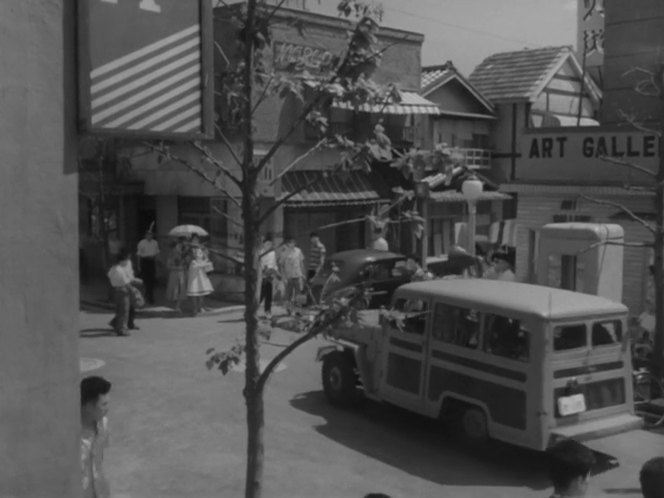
[259, 235, 279, 319]
[307, 232, 326, 281]
[278, 235, 305, 314]
[107, 249, 142, 336]
[640, 457, 664, 498]
[137, 230, 159, 305]
[186, 242, 214, 315]
[81, 375, 112, 498]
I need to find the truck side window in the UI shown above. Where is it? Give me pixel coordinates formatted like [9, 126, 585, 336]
[391, 298, 428, 335]
[592, 320, 622, 346]
[554, 324, 587, 351]
[433, 303, 479, 349]
[484, 314, 530, 362]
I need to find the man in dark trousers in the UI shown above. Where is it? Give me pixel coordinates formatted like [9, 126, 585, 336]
[136, 230, 160, 305]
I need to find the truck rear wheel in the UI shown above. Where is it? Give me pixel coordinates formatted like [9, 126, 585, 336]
[322, 352, 359, 407]
[461, 406, 489, 443]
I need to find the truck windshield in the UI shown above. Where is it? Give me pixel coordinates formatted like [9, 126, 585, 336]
[553, 324, 587, 351]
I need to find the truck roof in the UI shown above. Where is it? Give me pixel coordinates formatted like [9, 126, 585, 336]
[395, 279, 628, 320]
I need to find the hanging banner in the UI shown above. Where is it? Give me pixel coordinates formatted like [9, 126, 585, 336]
[577, 0, 605, 85]
[77, 0, 213, 139]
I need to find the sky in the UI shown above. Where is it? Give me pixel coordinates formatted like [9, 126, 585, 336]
[274, 0, 579, 76]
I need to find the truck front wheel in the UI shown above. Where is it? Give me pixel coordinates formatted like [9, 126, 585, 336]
[322, 352, 359, 407]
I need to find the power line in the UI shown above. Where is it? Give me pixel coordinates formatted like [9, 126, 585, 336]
[386, 5, 544, 48]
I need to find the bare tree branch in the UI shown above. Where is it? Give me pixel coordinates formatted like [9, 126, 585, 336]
[214, 40, 231, 66]
[599, 155, 657, 178]
[214, 123, 244, 170]
[207, 245, 245, 266]
[192, 141, 243, 188]
[579, 193, 656, 233]
[251, 72, 276, 116]
[617, 109, 662, 137]
[211, 204, 244, 228]
[623, 66, 662, 97]
[144, 141, 243, 210]
[268, 138, 329, 186]
[578, 238, 654, 255]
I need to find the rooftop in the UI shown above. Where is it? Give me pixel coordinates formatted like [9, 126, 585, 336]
[396, 279, 627, 320]
[468, 46, 573, 103]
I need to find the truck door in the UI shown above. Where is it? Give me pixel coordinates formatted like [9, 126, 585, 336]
[379, 297, 429, 412]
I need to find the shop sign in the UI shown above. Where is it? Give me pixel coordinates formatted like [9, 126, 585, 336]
[526, 131, 660, 161]
[77, 0, 213, 139]
[273, 41, 334, 72]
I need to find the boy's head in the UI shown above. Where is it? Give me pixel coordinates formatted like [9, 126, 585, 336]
[310, 232, 319, 243]
[640, 457, 664, 498]
[81, 376, 112, 422]
[546, 439, 596, 496]
[116, 249, 131, 264]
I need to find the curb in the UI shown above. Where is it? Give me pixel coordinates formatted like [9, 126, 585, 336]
[80, 299, 245, 316]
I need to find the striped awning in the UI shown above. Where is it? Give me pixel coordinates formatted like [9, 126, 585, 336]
[333, 90, 440, 115]
[280, 170, 385, 207]
[428, 190, 512, 203]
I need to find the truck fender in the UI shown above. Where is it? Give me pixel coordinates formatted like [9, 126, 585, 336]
[316, 344, 342, 362]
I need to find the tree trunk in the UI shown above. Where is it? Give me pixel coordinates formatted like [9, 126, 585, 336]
[243, 2, 263, 497]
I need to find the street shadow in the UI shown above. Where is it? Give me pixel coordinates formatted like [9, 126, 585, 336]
[80, 328, 116, 338]
[290, 391, 617, 491]
[217, 317, 246, 324]
[604, 489, 642, 495]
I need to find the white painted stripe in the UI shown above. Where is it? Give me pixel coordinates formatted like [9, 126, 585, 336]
[91, 38, 200, 95]
[121, 90, 200, 129]
[105, 82, 200, 128]
[91, 65, 200, 124]
[173, 118, 202, 133]
[92, 51, 199, 107]
[91, 24, 199, 79]
[150, 104, 201, 131]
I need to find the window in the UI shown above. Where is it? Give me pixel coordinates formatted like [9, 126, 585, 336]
[391, 298, 428, 335]
[484, 314, 530, 362]
[554, 324, 587, 351]
[592, 320, 622, 346]
[432, 303, 479, 349]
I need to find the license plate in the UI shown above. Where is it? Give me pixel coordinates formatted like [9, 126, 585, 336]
[557, 393, 587, 416]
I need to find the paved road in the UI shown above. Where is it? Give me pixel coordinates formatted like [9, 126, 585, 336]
[78, 306, 662, 498]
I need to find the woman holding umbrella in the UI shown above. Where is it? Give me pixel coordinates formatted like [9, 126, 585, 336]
[186, 237, 214, 315]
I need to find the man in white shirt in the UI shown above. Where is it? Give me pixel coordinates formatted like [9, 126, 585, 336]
[137, 230, 159, 304]
[107, 250, 142, 336]
[259, 236, 279, 319]
[485, 250, 516, 282]
[278, 236, 305, 313]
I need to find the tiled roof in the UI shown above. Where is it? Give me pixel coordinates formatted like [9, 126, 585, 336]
[468, 46, 572, 103]
[421, 63, 456, 94]
[280, 170, 387, 207]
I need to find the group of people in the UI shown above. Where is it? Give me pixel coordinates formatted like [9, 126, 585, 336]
[259, 232, 326, 318]
[106, 231, 215, 336]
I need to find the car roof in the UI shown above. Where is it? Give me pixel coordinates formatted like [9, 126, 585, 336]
[329, 249, 406, 264]
[395, 279, 628, 320]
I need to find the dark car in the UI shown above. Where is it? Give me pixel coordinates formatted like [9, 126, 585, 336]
[310, 249, 410, 308]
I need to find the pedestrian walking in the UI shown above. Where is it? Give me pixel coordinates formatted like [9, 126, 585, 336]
[107, 249, 142, 336]
[166, 238, 187, 313]
[136, 229, 159, 304]
[484, 249, 516, 282]
[278, 235, 305, 313]
[405, 254, 433, 282]
[640, 457, 664, 498]
[186, 242, 214, 315]
[259, 235, 279, 319]
[81, 375, 112, 498]
[545, 438, 596, 497]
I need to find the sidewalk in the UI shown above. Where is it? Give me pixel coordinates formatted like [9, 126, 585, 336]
[80, 278, 243, 316]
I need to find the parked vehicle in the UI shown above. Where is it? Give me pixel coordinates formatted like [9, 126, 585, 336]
[309, 249, 410, 309]
[316, 279, 641, 451]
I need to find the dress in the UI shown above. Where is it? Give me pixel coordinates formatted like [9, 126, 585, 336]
[187, 249, 214, 297]
[166, 246, 187, 301]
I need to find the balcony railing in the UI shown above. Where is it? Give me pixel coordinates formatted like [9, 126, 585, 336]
[459, 148, 491, 170]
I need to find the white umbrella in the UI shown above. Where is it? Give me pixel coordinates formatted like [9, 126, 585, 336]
[168, 224, 209, 238]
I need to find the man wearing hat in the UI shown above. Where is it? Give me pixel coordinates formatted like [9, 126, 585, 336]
[137, 229, 160, 304]
[546, 438, 596, 497]
[485, 249, 516, 282]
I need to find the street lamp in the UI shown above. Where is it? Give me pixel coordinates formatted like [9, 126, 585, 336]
[415, 180, 430, 270]
[461, 175, 483, 256]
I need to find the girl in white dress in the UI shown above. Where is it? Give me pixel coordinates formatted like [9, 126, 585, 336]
[187, 244, 214, 315]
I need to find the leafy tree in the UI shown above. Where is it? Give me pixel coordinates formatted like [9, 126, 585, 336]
[148, 1, 399, 496]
